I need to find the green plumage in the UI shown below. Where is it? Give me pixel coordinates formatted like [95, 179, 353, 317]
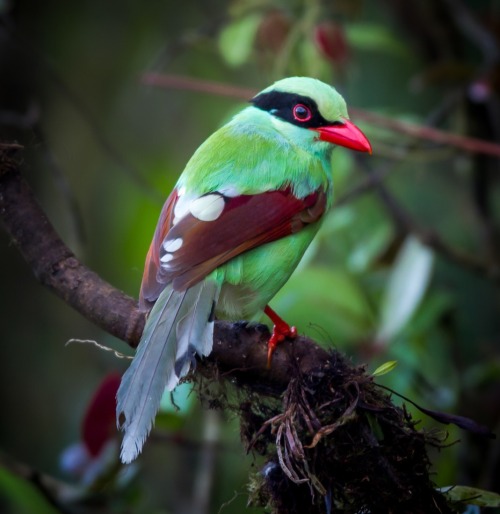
[178, 77, 349, 317]
[117, 77, 370, 463]
[180, 117, 334, 318]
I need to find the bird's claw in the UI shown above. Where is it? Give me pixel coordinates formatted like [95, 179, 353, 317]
[266, 323, 297, 368]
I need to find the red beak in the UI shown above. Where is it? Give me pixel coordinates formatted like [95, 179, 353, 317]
[313, 118, 372, 154]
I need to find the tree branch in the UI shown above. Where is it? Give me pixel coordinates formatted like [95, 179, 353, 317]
[353, 154, 500, 281]
[0, 143, 327, 389]
[0, 144, 145, 346]
[0, 143, 459, 513]
[141, 72, 500, 160]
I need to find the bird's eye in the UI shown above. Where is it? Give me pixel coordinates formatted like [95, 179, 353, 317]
[292, 104, 312, 122]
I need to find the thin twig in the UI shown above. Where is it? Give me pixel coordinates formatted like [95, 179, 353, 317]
[354, 154, 500, 280]
[141, 72, 256, 101]
[141, 72, 500, 159]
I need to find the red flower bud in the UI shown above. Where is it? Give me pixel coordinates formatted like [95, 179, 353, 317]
[314, 22, 349, 65]
[82, 373, 121, 457]
[255, 10, 291, 53]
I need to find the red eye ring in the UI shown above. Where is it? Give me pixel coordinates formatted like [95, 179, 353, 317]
[293, 104, 312, 122]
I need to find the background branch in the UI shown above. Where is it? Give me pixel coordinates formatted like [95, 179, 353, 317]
[142, 72, 500, 159]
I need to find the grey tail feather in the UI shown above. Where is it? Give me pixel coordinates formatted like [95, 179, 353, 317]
[116, 278, 220, 464]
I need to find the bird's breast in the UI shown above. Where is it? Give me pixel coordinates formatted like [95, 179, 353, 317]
[215, 223, 321, 320]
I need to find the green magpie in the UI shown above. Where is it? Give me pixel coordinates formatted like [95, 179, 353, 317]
[117, 76, 372, 463]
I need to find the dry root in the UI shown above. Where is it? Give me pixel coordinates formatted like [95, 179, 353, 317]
[233, 351, 455, 514]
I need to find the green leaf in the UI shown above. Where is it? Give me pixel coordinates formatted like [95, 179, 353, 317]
[439, 485, 500, 507]
[297, 36, 331, 80]
[0, 467, 60, 514]
[346, 23, 410, 56]
[405, 290, 453, 335]
[218, 14, 262, 67]
[347, 222, 392, 272]
[376, 236, 434, 345]
[372, 360, 398, 377]
[463, 360, 500, 390]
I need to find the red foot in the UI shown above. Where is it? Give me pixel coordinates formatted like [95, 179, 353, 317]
[264, 305, 297, 368]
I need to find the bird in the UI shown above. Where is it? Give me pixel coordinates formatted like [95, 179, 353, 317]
[116, 76, 372, 463]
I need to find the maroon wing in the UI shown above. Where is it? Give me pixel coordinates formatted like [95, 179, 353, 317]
[140, 187, 326, 306]
[139, 188, 178, 309]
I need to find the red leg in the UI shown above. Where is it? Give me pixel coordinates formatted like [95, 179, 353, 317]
[264, 305, 297, 368]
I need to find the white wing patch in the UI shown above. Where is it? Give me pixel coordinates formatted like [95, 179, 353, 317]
[163, 238, 183, 253]
[161, 191, 229, 272]
[173, 193, 191, 225]
[189, 194, 225, 222]
[161, 238, 183, 270]
[160, 253, 174, 267]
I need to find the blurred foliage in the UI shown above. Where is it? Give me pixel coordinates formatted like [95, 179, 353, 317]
[0, 466, 59, 514]
[1, 0, 500, 512]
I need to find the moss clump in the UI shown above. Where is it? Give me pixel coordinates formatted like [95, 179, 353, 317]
[239, 351, 453, 514]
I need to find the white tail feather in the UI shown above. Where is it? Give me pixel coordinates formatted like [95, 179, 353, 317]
[116, 278, 220, 463]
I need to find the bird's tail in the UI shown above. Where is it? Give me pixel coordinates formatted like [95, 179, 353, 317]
[116, 277, 220, 464]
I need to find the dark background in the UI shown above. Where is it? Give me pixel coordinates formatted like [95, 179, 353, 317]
[1, 0, 500, 512]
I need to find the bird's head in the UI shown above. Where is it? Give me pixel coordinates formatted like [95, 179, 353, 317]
[251, 77, 371, 155]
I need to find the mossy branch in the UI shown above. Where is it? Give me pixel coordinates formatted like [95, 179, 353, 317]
[0, 143, 457, 513]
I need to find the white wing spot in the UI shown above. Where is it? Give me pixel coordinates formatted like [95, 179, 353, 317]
[190, 194, 225, 221]
[173, 195, 191, 225]
[160, 253, 174, 265]
[163, 238, 183, 253]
